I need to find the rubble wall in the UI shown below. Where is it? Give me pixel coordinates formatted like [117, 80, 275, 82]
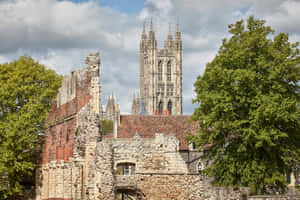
[94, 134, 248, 200]
[36, 53, 102, 200]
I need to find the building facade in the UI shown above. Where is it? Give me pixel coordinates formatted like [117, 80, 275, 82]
[134, 22, 183, 115]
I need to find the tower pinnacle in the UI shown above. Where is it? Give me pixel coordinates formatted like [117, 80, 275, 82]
[175, 24, 181, 40]
[167, 23, 172, 40]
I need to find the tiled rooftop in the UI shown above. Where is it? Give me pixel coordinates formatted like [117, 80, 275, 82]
[117, 115, 199, 150]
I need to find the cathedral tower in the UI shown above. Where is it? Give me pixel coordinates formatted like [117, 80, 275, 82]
[137, 21, 183, 115]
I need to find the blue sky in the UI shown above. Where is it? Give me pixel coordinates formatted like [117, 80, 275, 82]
[0, 0, 299, 114]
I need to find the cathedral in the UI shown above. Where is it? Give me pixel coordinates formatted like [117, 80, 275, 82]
[35, 23, 297, 200]
[132, 22, 182, 116]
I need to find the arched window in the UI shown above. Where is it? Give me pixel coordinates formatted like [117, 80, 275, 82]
[167, 100, 172, 115]
[167, 61, 171, 81]
[158, 61, 162, 81]
[116, 163, 136, 175]
[158, 101, 163, 115]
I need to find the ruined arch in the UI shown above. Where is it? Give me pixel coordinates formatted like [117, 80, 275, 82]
[115, 188, 146, 200]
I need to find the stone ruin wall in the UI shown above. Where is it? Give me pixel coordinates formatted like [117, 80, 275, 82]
[93, 134, 249, 200]
[36, 53, 102, 200]
[248, 196, 300, 200]
[94, 135, 300, 200]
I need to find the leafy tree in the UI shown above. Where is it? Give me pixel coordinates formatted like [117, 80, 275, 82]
[187, 16, 300, 194]
[0, 56, 61, 199]
[101, 119, 113, 135]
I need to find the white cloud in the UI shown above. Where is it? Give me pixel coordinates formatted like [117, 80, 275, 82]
[264, 0, 300, 34]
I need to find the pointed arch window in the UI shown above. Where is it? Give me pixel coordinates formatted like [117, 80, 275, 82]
[167, 100, 172, 115]
[158, 101, 163, 115]
[158, 61, 162, 81]
[167, 61, 171, 81]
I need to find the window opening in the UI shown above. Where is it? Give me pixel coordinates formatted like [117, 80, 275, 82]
[167, 61, 171, 81]
[167, 100, 172, 115]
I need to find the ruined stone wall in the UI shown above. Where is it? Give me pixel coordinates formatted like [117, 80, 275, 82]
[249, 196, 300, 200]
[36, 53, 102, 200]
[93, 134, 248, 200]
[113, 133, 188, 174]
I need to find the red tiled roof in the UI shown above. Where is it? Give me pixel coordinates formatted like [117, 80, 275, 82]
[103, 134, 114, 139]
[117, 115, 199, 150]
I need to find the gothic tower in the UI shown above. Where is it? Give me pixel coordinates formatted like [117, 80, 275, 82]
[137, 21, 183, 115]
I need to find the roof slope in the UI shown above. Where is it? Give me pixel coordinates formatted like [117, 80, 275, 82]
[117, 115, 199, 150]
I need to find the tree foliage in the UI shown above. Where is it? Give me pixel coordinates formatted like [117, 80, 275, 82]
[0, 56, 61, 199]
[101, 119, 113, 135]
[187, 16, 300, 194]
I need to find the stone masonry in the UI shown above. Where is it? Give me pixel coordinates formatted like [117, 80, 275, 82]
[36, 53, 102, 200]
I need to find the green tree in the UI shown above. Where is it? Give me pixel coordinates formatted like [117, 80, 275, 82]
[0, 56, 61, 199]
[187, 16, 300, 194]
[101, 119, 113, 135]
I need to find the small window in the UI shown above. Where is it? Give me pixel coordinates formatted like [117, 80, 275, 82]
[116, 163, 136, 175]
[158, 61, 162, 81]
[167, 61, 171, 81]
[167, 100, 172, 115]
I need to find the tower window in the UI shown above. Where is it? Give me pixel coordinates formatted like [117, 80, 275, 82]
[158, 101, 163, 115]
[167, 100, 172, 115]
[159, 84, 164, 97]
[167, 61, 171, 81]
[167, 85, 173, 96]
[158, 61, 162, 81]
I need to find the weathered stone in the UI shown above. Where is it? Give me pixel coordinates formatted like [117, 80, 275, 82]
[36, 53, 102, 200]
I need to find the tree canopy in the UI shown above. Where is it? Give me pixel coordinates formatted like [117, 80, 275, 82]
[0, 56, 61, 199]
[187, 16, 300, 194]
[101, 119, 114, 135]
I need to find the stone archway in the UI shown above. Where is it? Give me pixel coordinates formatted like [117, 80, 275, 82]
[115, 188, 145, 200]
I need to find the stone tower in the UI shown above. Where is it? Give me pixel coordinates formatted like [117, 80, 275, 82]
[137, 21, 183, 115]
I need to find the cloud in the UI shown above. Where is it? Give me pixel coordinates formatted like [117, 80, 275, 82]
[0, 0, 299, 114]
[264, 0, 300, 34]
